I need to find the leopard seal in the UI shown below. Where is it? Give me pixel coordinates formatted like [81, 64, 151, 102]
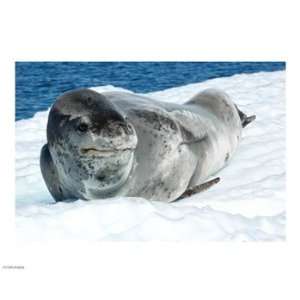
[40, 88, 255, 202]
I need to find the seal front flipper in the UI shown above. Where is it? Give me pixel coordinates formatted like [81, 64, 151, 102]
[173, 177, 220, 202]
[40, 144, 74, 202]
[170, 110, 208, 145]
[179, 124, 208, 145]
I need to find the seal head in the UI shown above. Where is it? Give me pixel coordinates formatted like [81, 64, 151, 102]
[46, 89, 138, 199]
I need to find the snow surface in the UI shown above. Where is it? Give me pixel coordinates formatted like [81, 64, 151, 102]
[15, 71, 285, 241]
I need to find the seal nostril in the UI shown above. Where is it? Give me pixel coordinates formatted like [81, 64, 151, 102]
[118, 122, 132, 135]
[126, 124, 134, 134]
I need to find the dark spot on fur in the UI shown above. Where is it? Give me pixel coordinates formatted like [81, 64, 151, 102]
[225, 153, 229, 162]
[133, 109, 177, 133]
[96, 174, 106, 181]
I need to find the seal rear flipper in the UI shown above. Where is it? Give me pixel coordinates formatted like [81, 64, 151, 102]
[40, 144, 74, 202]
[173, 177, 220, 202]
[234, 105, 256, 128]
[241, 115, 256, 128]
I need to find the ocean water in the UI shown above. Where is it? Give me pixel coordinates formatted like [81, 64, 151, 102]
[15, 62, 285, 120]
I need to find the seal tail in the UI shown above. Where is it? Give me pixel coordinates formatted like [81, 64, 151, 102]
[235, 105, 256, 128]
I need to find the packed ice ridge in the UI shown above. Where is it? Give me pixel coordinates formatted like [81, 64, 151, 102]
[15, 71, 285, 241]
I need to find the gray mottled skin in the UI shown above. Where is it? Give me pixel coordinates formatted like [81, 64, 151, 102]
[40, 88, 249, 202]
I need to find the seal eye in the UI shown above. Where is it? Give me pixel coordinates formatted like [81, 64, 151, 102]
[77, 123, 89, 133]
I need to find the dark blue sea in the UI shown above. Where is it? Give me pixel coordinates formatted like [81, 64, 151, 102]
[15, 62, 285, 121]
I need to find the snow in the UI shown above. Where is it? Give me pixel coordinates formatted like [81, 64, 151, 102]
[15, 71, 285, 241]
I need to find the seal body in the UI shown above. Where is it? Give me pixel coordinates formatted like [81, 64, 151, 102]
[41, 88, 245, 202]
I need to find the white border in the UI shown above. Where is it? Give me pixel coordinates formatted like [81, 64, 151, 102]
[1, 1, 299, 299]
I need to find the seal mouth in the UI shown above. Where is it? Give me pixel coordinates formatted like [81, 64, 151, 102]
[80, 147, 135, 157]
